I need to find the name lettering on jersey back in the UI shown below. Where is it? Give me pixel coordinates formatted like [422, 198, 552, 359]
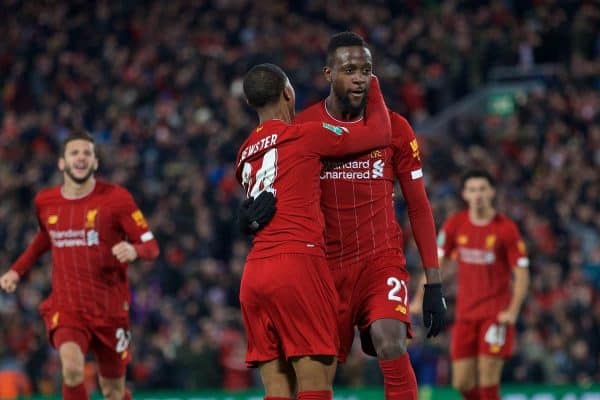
[239, 134, 278, 164]
[321, 158, 386, 180]
[49, 229, 99, 247]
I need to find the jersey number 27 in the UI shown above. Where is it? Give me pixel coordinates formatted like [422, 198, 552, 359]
[241, 148, 278, 198]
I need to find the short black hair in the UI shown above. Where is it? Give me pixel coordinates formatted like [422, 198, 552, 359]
[61, 130, 95, 156]
[326, 31, 367, 66]
[461, 169, 496, 188]
[243, 63, 288, 108]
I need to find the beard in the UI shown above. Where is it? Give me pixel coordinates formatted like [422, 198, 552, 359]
[335, 89, 367, 116]
[65, 165, 95, 184]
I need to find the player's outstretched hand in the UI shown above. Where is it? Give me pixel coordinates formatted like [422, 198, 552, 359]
[0, 270, 20, 293]
[112, 241, 138, 263]
[422, 283, 447, 338]
[238, 191, 276, 235]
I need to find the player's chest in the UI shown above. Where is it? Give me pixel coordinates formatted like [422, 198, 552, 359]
[41, 201, 117, 244]
[454, 228, 502, 265]
[321, 147, 393, 181]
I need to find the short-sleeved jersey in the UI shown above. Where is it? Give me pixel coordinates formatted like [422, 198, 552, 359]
[294, 102, 424, 267]
[29, 181, 155, 318]
[438, 210, 529, 320]
[235, 115, 389, 260]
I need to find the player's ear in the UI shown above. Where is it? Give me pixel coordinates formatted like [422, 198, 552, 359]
[323, 66, 332, 83]
[58, 157, 65, 172]
[282, 85, 293, 102]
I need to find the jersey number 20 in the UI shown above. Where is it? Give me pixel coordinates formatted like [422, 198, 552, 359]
[241, 148, 278, 198]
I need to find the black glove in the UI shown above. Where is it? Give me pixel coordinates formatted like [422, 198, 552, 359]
[422, 283, 447, 338]
[238, 191, 276, 235]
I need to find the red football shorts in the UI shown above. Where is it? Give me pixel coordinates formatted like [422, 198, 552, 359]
[240, 253, 339, 367]
[450, 319, 516, 360]
[40, 303, 131, 378]
[331, 250, 412, 363]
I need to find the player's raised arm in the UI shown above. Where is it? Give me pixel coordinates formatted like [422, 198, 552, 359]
[112, 189, 159, 264]
[305, 75, 391, 157]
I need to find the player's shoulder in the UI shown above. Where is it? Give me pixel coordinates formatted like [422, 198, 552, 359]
[494, 213, 520, 231]
[237, 120, 295, 165]
[35, 186, 62, 205]
[445, 210, 469, 227]
[96, 180, 133, 199]
[294, 101, 324, 123]
[390, 111, 416, 138]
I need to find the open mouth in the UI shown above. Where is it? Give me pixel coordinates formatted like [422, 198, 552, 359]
[349, 90, 365, 100]
[73, 163, 88, 172]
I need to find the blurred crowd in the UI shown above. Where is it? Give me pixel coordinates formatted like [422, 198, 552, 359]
[0, 0, 598, 395]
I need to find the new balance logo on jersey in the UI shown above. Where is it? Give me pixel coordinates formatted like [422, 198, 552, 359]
[372, 160, 384, 178]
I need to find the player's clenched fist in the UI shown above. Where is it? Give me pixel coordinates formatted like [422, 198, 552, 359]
[0, 270, 20, 293]
[111, 241, 138, 263]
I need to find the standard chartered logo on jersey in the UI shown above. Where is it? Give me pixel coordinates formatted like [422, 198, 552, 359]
[49, 229, 100, 247]
[321, 159, 385, 180]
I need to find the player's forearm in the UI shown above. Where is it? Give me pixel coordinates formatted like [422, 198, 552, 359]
[424, 268, 442, 285]
[399, 174, 438, 268]
[362, 76, 391, 149]
[439, 257, 456, 281]
[507, 267, 529, 314]
[132, 240, 160, 261]
[410, 273, 426, 310]
[323, 79, 390, 157]
[11, 231, 51, 277]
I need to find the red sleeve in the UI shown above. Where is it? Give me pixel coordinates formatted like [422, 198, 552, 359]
[438, 215, 458, 260]
[302, 76, 391, 157]
[398, 173, 438, 268]
[114, 189, 159, 261]
[11, 231, 51, 277]
[503, 219, 529, 269]
[391, 114, 423, 176]
[392, 116, 437, 268]
[11, 200, 51, 277]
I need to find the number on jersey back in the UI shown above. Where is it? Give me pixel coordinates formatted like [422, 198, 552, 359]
[241, 148, 278, 198]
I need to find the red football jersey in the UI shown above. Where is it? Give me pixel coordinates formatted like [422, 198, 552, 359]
[438, 210, 529, 320]
[235, 80, 391, 259]
[294, 103, 438, 268]
[10, 180, 157, 318]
